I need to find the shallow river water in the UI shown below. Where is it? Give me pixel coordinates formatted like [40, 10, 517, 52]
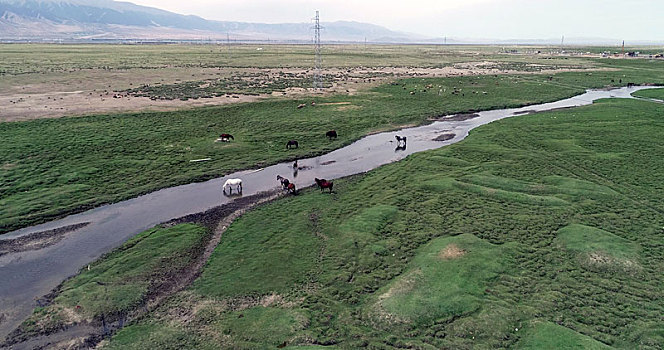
[0, 86, 656, 339]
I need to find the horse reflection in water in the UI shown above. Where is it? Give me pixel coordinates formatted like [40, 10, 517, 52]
[395, 135, 407, 152]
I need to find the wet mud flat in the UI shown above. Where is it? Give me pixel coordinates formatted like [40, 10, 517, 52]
[0, 223, 89, 257]
[433, 133, 456, 142]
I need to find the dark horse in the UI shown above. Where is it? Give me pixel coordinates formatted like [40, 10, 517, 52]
[276, 175, 290, 189]
[314, 178, 334, 193]
[326, 130, 338, 139]
[286, 140, 299, 149]
[219, 133, 234, 142]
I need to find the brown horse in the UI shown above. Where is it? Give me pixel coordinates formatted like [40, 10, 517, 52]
[314, 178, 333, 193]
[326, 130, 337, 139]
[286, 182, 297, 194]
[286, 140, 299, 149]
[219, 133, 234, 142]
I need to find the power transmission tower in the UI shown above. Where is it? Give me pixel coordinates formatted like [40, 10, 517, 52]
[313, 11, 323, 89]
[227, 33, 231, 60]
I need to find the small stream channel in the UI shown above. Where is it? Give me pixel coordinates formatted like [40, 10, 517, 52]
[0, 86, 657, 339]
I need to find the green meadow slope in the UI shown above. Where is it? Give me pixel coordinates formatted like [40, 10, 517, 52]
[98, 97, 664, 349]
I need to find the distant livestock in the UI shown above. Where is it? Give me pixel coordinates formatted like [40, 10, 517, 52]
[326, 130, 338, 139]
[286, 140, 299, 149]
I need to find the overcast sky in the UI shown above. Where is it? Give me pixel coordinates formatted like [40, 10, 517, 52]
[129, 0, 663, 41]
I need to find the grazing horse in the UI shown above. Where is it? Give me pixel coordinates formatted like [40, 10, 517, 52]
[326, 130, 338, 139]
[314, 178, 334, 193]
[286, 140, 299, 149]
[219, 133, 234, 142]
[395, 135, 407, 145]
[222, 178, 242, 193]
[286, 183, 297, 194]
[276, 175, 290, 189]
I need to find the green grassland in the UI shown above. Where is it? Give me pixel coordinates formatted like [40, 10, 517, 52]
[101, 97, 664, 349]
[13, 223, 209, 341]
[633, 88, 664, 100]
[516, 321, 613, 349]
[3, 57, 664, 234]
[0, 44, 594, 75]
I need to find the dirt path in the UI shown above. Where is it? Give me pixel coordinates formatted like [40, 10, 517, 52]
[2, 190, 286, 349]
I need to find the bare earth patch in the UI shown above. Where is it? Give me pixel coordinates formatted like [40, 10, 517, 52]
[372, 269, 423, 325]
[585, 251, 641, 272]
[1, 64, 600, 122]
[438, 243, 466, 260]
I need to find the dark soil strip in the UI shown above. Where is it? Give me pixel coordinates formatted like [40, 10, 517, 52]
[0, 222, 89, 257]
[433, 133, 456, 142]
[2, 190, 286, 350]
[514, 109, 536, 115]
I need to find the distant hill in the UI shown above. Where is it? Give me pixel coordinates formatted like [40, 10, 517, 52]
[0, 0, 423, 42]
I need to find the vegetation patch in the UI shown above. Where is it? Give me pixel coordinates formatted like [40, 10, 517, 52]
[516, 321, 613, 349]
[556, 224, 641, 272]
[454, 179, 569, 206]
[371, 234, 511, 326]
[107, 306, 308, 350]
[632, 88, 664, 101]
[194, 195, 323, 297]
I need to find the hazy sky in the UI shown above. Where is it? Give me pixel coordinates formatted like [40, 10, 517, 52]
[129, 0, 663, 41]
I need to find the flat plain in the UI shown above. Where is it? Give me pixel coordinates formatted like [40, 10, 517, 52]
[2, 44, 664, 349]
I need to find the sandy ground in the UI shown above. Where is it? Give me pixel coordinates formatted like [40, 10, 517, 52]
[0, 64, 594, 122]
[1, 91, 265, 122]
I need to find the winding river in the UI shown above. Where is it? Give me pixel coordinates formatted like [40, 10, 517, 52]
[0, 86, 656, 339]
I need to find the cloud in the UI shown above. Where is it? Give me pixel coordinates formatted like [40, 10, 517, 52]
[128, 0, 664, 40]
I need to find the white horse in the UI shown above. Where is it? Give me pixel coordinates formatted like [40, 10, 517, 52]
[223, 178, 243, 193]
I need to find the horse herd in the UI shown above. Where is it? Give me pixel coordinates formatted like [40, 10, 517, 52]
[221, 130, 407, 195]
[221, 130, 338, 195]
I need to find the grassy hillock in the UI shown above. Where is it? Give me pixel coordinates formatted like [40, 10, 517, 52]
[103, 97, 664, 348]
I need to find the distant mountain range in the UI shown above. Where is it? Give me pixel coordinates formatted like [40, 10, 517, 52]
[0, 0, 424, 42]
